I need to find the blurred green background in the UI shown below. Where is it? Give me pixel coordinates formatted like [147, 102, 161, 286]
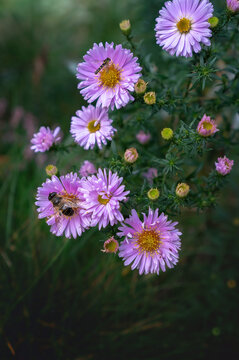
[0, 0, 239, 359]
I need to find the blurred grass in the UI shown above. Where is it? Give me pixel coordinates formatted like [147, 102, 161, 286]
[0, 0, 239, 359]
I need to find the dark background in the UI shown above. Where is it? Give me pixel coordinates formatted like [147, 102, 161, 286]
[0, 0, 239, 359]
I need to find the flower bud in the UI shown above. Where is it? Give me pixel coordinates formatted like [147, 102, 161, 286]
[161, 128, 173, 140]
[136, 130, 151, 144]
[147, 188, 160, 200]
[227, 279, 237, 288]
[176, 183, 190, 198]
[227, 0, 239, 13]
[144, 92, 156, 105]
[134, 79, 147, 94]
[119, 20, 131, 36]
[124, 147, 138, 163]
[101, 237, 119, 254]
[45, 164, 58, 176]
[208, 16, 219, 28]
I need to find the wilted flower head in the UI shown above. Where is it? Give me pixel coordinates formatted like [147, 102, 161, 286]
[215, 156, 234, 175]
[80, 169, 130, 229]
[101, 237, 119, 253]
[76, 42, 142, 110]
[35, 173, 90, 238]
[134, 79, 147, 94]
[45, 164, 58, 176]
[119, 20, 131, 35]
[143, 168, 158, 184]
[136, 130, 151, 144]
[124, 147, 138, 163]
[79, 160, 97, 177]
[176, 183, 190, 198]
[147, 188, 160, 200]
[161, 128, 173, 140]
[144, 91, 156, 105]
[155, 0, 214, 57]
[227, 0, 239, 12]
[70, 105, 116, 150]
[118, 208, 182, 275]
[31, 126, 61, 153]
[197, 114, 219, 137]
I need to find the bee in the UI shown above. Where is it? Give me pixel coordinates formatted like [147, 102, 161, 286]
[94, 57, 111, 74]
[48, 192, 81, 217]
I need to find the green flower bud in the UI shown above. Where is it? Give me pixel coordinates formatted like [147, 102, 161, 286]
[208, 17, 219, 28]
[119, 20, 131, 36]
[144, 91, 156, 105]
[161, 128, 174, 140]
[147, 188, 160, 200]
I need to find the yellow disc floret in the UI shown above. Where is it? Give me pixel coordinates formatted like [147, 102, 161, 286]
[99, 63, 121, 88]
[177, 18, 191, 33]
[87, 120, 101, 133]
[136, 229, 161, 253]
[98, 194, 110, 205]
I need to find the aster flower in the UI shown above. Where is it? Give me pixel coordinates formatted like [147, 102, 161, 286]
[76, 42, 142, 110]
[136, 130, 151, 144]
[118, 208, 182, 275]
[79, 160, 97, 177]
[80, 168, 129, 230]
[101, 237, 119, 253]
[31, 126, 61, 152]
[227, 0, 239, 12]
[215, 156, 234, 175]
[155, 0, 214, 57]
[70, 105, 116, 150]
[35, 173, 90, 238]
[124, 147, 138, 163]
[197, 114, 219, 137]
[143, 168, 158, 184]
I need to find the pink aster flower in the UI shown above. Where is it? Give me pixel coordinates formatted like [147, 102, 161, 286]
[227, 0, 239, 12]
[143, 168, 158, 184]
[79, 160, 97, 177]
[155, 0, 214, 57]
[35, 173, 90, 238]
[136, 130, 151, 144]
[80, 168, 130, 230]
[118, 208, 182, 275]
[215, 156, 234, 176]
[70, 105, 116, 150]
[31, 126, 61, 152]
[76, 42, 142, 110]
[197, 114, 219, 137]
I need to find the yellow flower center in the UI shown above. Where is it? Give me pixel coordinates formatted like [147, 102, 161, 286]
[98, 194, 110, 205]
[136, 229, 161, 253]
[177, 18, 191, 33]
[202, 121, 213, 130]
[99, 63, 121, 88]
[87, 120, 101, 133]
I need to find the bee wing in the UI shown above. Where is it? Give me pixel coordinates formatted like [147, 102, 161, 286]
[64, 199, 85, 209]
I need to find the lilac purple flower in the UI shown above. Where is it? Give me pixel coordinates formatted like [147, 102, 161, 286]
[118, 208, 182, 275]
[80, 168, 129, 230]
[76, 42, 142, 110]
[155, 0, 214, 57]
[70, 105, 116, 150]
[79, 160, 97, 177]
[227, 0, 239, 12]
[143, 168, 158, 184]
[31, 126, 61, 152]
[197, 114, 219, 137]
[35, 173, 90, 238]
[136, 130, 151, 144]
[215, 156, 234, 175]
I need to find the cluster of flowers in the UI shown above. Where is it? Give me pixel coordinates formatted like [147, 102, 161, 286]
[32, 0, 236, 276]
[36, 168, 181, 275]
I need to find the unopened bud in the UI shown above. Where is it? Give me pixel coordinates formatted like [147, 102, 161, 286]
[144, 91, 156, 105]
[176, 183, 190, 198]
[147, 188, 160, 200]
[45, 164, 58, 176]
[124, 147, 138, 163]
[119, 20, 131, 36]
[134, 79, 147, 94]
[208, 17, 219, 28]
[161, 128, 173, 140]
[101, 237, 119, 254]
